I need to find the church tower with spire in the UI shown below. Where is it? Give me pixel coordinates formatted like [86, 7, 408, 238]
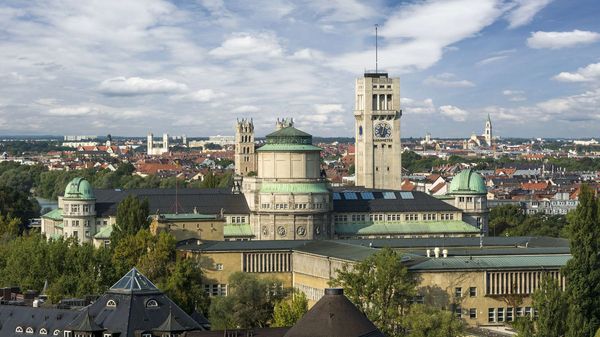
[484, 114, 492, 147]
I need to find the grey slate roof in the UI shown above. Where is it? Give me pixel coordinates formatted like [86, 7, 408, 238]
[331, 189, 459, 213]
[0, 305, 80, 337]
[93, 188, 250, 217]
[284, 288, 385, 337]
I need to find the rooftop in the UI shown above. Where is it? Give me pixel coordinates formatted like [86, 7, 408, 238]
[109, 268, 160, 294]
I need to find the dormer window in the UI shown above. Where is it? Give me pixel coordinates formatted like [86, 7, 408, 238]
[16, 326, 23, 333]
[26, 327, 34, 334]
[146, 299, 159, 308]
[106, 299, 117, 308]
[40, 328, 48, 335]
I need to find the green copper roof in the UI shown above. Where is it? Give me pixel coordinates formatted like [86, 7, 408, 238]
[64, 177, 95, 200]
[256, 144, 322, 152]
[409, 254, 571, 271]
[155, 213, 218, 221]
[335, 220, 480, 235]
[41, 208, 63, 220]
[56, 222, 64, 229]
[264, 126, 314, 146]
[448, 169, 487, 195]
[94, 224, 113, 239]
[260, 182, 329, 194]
[224, 224, 254, 237]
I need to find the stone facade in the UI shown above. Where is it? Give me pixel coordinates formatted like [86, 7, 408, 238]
[354, 72, 402, 190]
[234, 118, 257, 176]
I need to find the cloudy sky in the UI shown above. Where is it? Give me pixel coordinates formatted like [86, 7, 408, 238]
[1, 0, 599, 138]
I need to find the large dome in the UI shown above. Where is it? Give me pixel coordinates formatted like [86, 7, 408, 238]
[257, 126, 322, 152]
[448, 169, 487, 195]
[64, 177, 95, 200]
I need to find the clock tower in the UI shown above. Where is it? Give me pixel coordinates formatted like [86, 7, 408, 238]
[354, 72, 402, 189]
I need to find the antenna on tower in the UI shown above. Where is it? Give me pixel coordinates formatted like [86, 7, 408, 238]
[375, 24, 379, 74]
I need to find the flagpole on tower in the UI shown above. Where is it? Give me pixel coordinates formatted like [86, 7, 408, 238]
[375, 24, 379, 74]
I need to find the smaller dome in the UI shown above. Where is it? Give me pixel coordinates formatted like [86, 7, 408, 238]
[64, 177, 95, 200]
[448, 169, 486, 195]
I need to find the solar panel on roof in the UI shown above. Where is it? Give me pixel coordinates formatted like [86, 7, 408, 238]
[343, 192, 357, 200]
[333, 192, 341, 200]
[360, 192, 374, 200]
[383, 191, 396, 199]
[399, 192, 414, 199]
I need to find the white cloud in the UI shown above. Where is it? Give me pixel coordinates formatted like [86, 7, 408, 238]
[290, 48, 324, 61]
[304, 0, 375, 23]
[502, 89, 527, 101]
[527, 30, 600, 49]
[46, 106, 97, 117]
[505, 0, 552, 28]
[232, 105, 260, 113]
[401, 97, 436, 114]
[439, 105, 468, 121]
[553, 62, 600, 82]
[171, 89, 226, 102]
[209, 32, 283, 58]
[314, 104, 344, 115]
[99, 77, 188, 96]
[476, 49, 516, 66]
[333, 0, 504, 72]
[424, 73, 475, 88]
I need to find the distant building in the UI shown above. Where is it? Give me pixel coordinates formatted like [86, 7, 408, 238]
[147, 132, 169, 156]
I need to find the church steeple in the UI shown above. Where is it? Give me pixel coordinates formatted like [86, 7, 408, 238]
[484, 114, 493, 147]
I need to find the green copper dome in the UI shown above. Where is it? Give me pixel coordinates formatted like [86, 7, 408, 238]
[448, 169, 487, 195]
[257, 126, 322, 152]
[64, 177, 95, 200]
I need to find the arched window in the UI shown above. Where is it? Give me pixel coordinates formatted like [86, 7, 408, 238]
[16, 326, 23, 333]
[40, 328, 48, 335]
[146, 299, 159, 308]
[26, 327, 34, 334]
[53, 330, 61, 336]
[106, 299, 117, 308]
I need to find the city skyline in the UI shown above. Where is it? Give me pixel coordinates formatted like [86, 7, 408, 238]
[1, 0, 600, 138]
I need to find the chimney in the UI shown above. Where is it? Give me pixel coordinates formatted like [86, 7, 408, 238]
[325, 288, 344, 296]
[426, 249, 431, 258]
[442, 249, 448, 258]
[434, 247, 440, 258]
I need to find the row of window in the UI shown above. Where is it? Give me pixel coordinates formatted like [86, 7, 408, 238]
[64, 220, 92, 227]
[454, 286, 478, 298]
[15, 327, 59, 335]
[228, 216, 247, 224]
[204, 284, 228, 297]
[65, 230, 91, 238]
[242, 252, 292, 273]
[262, 203, 325, 210]
[105, 299, 158, 308]
[64, 204, 93, 213]
[333, 213, 457, 223]
[487, 307, 536, 323]
[485, 271, 564, 295]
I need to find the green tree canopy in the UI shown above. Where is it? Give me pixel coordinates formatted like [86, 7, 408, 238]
[402, 304, 464, 337]
[272, 290, 308, 327]
[563, 185, 600, 337]
[330, 248, 417, 336]
[111, 195, 149, 245]
[531, 276, 567, 337]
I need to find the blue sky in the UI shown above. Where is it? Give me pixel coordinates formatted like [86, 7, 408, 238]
[0, 0, 599, 138]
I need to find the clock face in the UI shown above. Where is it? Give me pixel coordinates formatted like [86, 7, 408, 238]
[374, 122, 392, 138]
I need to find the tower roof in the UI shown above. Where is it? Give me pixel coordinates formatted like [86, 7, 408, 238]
[64, 177, 95, 200]
[283, 288, 384, 337]
[109, 267, 160, 294]
[448, 169, 487, 195]
[258, 126, 321, 152]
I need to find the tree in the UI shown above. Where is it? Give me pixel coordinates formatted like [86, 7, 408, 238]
[402, 304, 464, 337]
[272, 290, 308, 327]
[0, 214, 20, 238]
[162, 257, 209, 314]
[329, 248, 417, 336]
[563, 185, 600, 337]
[532, 276, 567, 337]
[208, 272, 285, 329]
[111, 195, 149, 245]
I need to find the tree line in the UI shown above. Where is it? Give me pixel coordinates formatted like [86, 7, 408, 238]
[489, 204, 568, 237]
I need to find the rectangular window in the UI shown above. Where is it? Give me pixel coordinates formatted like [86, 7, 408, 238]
[459, 197, 465, 202]
[455, 287, 462, 298]
[85, 231, 90, 237]
[73, 231, 78, 238]
[516, 307, 523, 317]
[469, 287, 477, 297]
[488, 308, 495, 323]
[469, 308, 477, 319]
[497, 308, 505, 322]
[455, 306, 462, 318]
[507, 307, 514, 322]
[525, 307, 532, 317]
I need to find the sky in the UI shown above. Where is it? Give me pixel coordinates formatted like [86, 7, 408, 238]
[0, 0, 599, 138]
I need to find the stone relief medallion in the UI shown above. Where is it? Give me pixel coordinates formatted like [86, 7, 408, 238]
[262, 226, 269, 236]
[277, 226, 287, 237]
[296, 226, 306, 236]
